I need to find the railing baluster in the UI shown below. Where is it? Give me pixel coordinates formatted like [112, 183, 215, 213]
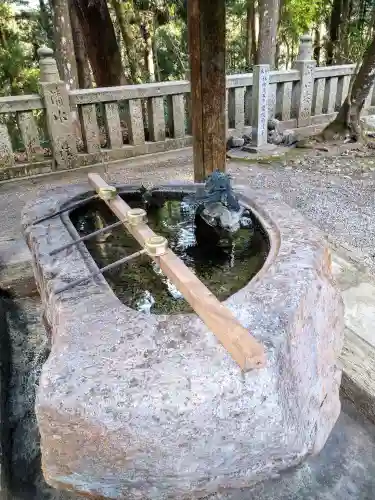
[0, 122, 14, 167]
[338, 75, 351, 106]
[80, 104, 100, 153]
[313, 78, 325, 115]
[268, 83, 277, 119]
[104, 102, 122, 149]
[185, 94, 192, 135]
[17, 111, 42, 161]
[323, 77, 338, 114]
[147, 97, 166, 142]
[365, 82, 375, 109]
[228, 87, 245, 132]
[244, 87, 252, 125]
[167, 94, 185, 138]
[276, 82, 292, 121]
[125, 99, 145, 145]
[234, 87, 245, 131]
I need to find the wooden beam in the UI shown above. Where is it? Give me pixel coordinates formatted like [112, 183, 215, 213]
[88, 173, 265, 371]
[188, 0, 226, 182]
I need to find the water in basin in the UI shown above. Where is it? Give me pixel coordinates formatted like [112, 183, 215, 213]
[70, 191, 269, 315]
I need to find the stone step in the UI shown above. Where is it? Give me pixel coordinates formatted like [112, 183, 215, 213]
[331, 248, 375, 424]
[0, 239, 37, 298]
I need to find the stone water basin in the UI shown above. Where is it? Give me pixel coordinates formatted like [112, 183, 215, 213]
[22, 182, 344, 500]
[69, 188, 269, 315]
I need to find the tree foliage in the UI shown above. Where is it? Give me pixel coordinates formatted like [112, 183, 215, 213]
[1, 0, 375, 95]
[0, 2, 42, 95]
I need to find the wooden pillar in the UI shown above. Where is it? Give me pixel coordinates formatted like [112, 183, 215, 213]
[188, 0, 226, 182]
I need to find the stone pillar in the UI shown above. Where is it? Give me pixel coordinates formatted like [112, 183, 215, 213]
[292, 35, 316, 127]
[38, 47, 77, 169]
[249, 64, 269, 149]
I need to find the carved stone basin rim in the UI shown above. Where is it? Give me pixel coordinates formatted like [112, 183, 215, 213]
[21, 181, 344, 500]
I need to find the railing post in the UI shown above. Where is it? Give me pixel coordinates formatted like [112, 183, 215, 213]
[38, 47, 77, 169]
[249, 64, 269, 150]
[292, 35, 315, 127]
[0, 124, 14, 168]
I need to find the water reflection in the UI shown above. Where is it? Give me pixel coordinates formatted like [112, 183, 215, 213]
[71, 192, 269, 315]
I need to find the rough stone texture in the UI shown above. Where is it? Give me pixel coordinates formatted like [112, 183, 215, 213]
[330, 247, 375, 425]
[0, 292, 373, 500]
[17, 112, 43, 162]
[125, 99, 145, 145]
[0, 239, 37, 298]
[361, 114, 375, 131]
[228, 87, 245, 132]
[241, 143, 278, 154]
[0, 124, 14, 168]
[38, 47, 77, 171]
[267, 83, 277, 119]
[40, 80, 78, 170]
[22, 180, 343, 499]
[39, 44, 82, 165]
[104, 103, 123, 149]
[292, 60, 315, 127]
[276, 81, 292, 121]
[227, 136, 245, 148]
[281, 129, 298, 146]
[323, 77, 338, 115]
[313, 78, 326, 116]
[167, 94, 185, 139]
[292, 36, 315, 127]
[80, 104, 101, 154]
[338, 75, 351, 107]
[147, 96, 166, 142]
[365, 83, 375, 109]
[342, 283, 375, 347]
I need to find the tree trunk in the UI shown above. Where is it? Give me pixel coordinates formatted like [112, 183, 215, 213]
[326, 0, 342, 65]
[110, 0, 141, 84]
[313, 27, 321, 65]
[188, 0, 226, 181]
[285, 39, 290, 69]
[252, 1, 259, 65]
[153, 15, 161, 82]
[275, 0, 284, 68]
[245, 0, 257, 69]
[39, 0, 55, 50]
[322, 35, 375, 141]
[258, 0, 279, 68]
[70, 0, 92, 88]
[338, 0, 350, 63]
[141, 20, 155, 82]
[51, 0, 78, 89]
[72, 0, 126, 87]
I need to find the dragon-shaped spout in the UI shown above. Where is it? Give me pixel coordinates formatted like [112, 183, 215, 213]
[184, 171, 246, 245]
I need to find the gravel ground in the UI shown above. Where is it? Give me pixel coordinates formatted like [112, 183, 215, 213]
[230, 153, 375, 274]
[3, 146, 374, 273]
